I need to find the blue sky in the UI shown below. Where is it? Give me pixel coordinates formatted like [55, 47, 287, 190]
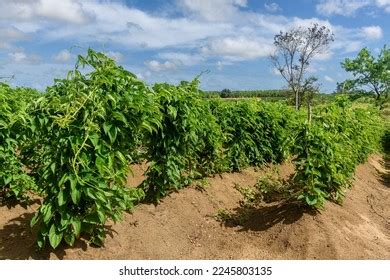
[0, 0, 389, 92]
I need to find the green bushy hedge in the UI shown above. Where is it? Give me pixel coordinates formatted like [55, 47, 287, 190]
[25, 50, 159, 248]
[293, 97, 384, 208]
[142, 80, 224, 200]
[210, 99, 298, 171]
[0, 50, 386, 250]
[0, 83, 38, 201]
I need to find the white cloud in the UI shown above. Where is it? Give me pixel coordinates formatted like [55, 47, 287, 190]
[376, 0, 390, 11]
[157, 52, 204, 66]
[216, 60, 233, 70]
[264, 3, 282, 13]
[0, 0, 91, 24]
[202, 37, 275, 60]
[0, 0, 371, 59]
[104, 51, 125, 62]
[0, 26, 29, 49]
[53, 49, 72, 62]
[0, 0, 386, 92]
[361, 25, 383, 39]
[178, 0, 247, 21]
[42, 1, 232, 49]
[324, 75, 334, 82]
[313, 50, 334, 61]
[0, 26, 28, 41]
[9, 51, 40, 64]
[145, 60, 178, 72]
[316, 0, 370, 16]
[271, 67, 282, 76]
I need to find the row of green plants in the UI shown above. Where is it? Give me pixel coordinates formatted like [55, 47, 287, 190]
[0, 84, 39, 202]
[292, 97, 384, 208]
[0, 50, 385, 250]
[204, 89, 291, 99]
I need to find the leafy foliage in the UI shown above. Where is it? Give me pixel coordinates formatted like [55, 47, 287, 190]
[210, 100, 297, 171]
[0, 47, 387, 250]
[0, 83, 38, 202]
[292, 97, 384, 208]
[142, 80, 224, 200]
[27, 49, 159, 248]
[271, 23, 334, 109]
[341, 46, 390, 99]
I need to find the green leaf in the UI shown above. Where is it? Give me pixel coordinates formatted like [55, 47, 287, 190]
[70, 176, 81, 204]
[71, 219, 82, 236]
[64, 232, 75, 246]
[103, 122, 112, 136]
[113, 111, 128, 125]
[42, 204, 53, 224]
[48, 224, 63, 249]
[30, 212, 41, 227]
[50, 162, 56, 174]
[57, 190, 66, 206]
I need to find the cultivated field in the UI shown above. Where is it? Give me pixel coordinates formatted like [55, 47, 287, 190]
[0, 49, 389, 259]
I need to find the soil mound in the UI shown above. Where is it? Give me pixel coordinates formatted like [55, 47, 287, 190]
[1, 156, 389, 259]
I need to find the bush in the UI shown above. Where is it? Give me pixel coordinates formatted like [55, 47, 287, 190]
[210, 100, 297, 171]
[142, 79, 224, 200]
[0, 84, 38, 202]
[27, 49, 160, 248]
[292, 97, 384, 208]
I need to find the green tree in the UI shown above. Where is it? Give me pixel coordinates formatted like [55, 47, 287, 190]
[341, 46, 390, 99]
[270, 23, 334, 109]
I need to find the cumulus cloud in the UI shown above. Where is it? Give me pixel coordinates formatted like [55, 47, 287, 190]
[145, 60, 178, 72]
[177, 0, 247, 21]
[264, 3, 282, 13]
[361, 25, 383, 39]
[376, 0, 390, 11]
[316, 0, 390, 16]
[0, 0, 374, 59]
[157, 52, 204, 66]
[0, 0, 386, 91]
[53, 49, 72, 62]
[316, 0, 370, 16]
[104, 51, 125, 62]
[9, 51, 40, 64]
[0, 26, 29, 49]
[202, 37, 275, 61]
[324, 75, 335, 82]
[0, 0, 91, 24]
[41, 1, 231, 49]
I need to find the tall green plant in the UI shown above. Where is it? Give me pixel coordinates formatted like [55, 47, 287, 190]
[28, 49, 160, 248]
[210, 100, 296, 171]
[293, 97, 384, 208]
[142, 79, 224, 200]
[0, 84, 38, 202]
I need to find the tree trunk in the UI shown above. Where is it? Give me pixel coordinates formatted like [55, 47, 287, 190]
[373, 86, 381, 100]
[295, 91, 299, 110]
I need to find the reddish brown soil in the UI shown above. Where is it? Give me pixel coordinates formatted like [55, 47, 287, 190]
[0, 156, 389, 260]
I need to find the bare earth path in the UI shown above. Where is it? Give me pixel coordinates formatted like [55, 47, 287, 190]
[0, 155, 389, 260]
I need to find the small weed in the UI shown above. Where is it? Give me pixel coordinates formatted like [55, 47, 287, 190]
[194, 178, 210, 192]
[214, 208, 233, 222]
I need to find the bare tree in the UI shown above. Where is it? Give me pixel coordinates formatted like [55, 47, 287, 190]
[270, 23, 334, 109]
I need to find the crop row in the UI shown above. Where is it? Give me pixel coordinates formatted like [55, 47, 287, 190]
[0, 50, 385, 249]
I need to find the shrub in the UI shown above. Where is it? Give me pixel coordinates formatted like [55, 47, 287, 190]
[0, 84, 38, 202]
[292, 97, 384, 208]
[27, 49, 160, 248]
[142, 79, 224, 200]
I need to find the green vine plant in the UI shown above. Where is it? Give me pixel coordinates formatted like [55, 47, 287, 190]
[292, 97, 384, 209]
[27, 49, 160, 248]
[142, 79, 224, 201]
[0, 83, 38, 203]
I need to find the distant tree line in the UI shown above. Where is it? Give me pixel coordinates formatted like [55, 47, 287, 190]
[204, 89, 293, 99]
